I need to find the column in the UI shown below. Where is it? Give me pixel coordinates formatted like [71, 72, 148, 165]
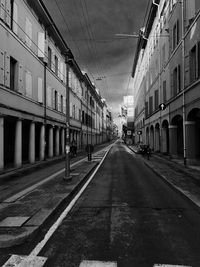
[48, 127, 53, 158]
[185, 121, 196, 162]
[55, 127, 60, 156]
[14, 118, 22, 168]
[155, 128, 160, 151]
[61, 128, 65, 154]
[161, 127, 168, 153]
[0, 116, 4, 170]
[29, 121, 35, 164]
[169, 125, 178, 156]
[40, 124, 45, 161]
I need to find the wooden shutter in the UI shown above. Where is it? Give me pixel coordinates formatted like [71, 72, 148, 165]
[4, 52, 10, 88]
[60, 61, 63, 81]
[38, 32, 45, 58]
[51, 50, 55, 72]
[63, 96, 66, 114]
[16, 62, 23, 93]
[25, 17, 32, 47]
[0, 49, 4, 85]
[0, 0, 6, 21]
[38, 77, 43, 103]
[13, 2, 18, 34]
[5, 0, 11, 27]
[70, 102, 73, 117]
[47, 86, 52, 107]
[52, 89, 55, 109]
[58, 92, 61, 111]
[25, 70, 32, 97]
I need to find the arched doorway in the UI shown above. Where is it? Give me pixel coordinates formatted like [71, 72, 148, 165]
[155, 123, 160, 152]
[150, 125, 154, 150]
[170, 115, 183, 156]
[186, 108, 200, 161]
[146, 127, 149, 145]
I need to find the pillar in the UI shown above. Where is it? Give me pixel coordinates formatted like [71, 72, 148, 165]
[14, 118, 22, 168]
[161, 127, 168, 153]
[40, 124, 45, 161]
[29, 121, 35, 164]
[169, 125, 178, 156]
[0, 116, 4, 170]
[155, 128, 160, 151]
[55, 127, 60, 156]
[48, 126, 53, 158]
[185, 121, 196, 162]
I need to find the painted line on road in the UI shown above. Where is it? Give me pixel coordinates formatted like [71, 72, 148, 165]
[153, 265, 192, 267]
[2, 254, 47, 267]
[3, 146, 112, 204]
[3, 146, 112, 266]
[79, 260, 117, 267]
[29, 145, 111, 257]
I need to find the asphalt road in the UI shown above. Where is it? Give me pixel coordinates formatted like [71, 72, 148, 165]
[2, 140, 200, 267]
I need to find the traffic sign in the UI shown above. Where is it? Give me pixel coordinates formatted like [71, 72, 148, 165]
[159, 103, 166, 110]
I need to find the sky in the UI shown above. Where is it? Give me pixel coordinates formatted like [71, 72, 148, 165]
[42, 0, 149, 119]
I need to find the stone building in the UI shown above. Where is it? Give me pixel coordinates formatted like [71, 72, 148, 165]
[0, 0, 109, 172]
[132, 0, 200, 164]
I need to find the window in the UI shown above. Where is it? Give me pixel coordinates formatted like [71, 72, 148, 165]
[10, 56, 17, 91]
[172, 65, 181, 96]
[25, 70, 32, 97]
[163, 80, 167, 102]
[154, 90, 159, 110]
[54, 90, 58, 110]
[72, 104, 75, 118]
[38, 32, 45, 58]
[25, 17, 32, 47]
[38, 77, 43, 103]
[60, 95, 63, 113]
[172, 20, 179, 51]
[54, 55, 58, 75]
[190, 44, 198, 83]
[12, 1, 18, 34]
[149, 96, 153, 115]
[82, 110, 85, 123]
[48, 47, 52, 69]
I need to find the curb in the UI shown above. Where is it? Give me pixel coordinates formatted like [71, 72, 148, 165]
[0, 161, 99, 248]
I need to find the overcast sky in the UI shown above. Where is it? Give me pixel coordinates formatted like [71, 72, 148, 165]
[42, 0, 149, 118]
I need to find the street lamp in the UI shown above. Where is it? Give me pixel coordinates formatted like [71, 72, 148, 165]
[63, 49, 74, 182]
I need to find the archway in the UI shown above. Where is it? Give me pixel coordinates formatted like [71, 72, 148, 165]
[170, 115, 183, 156]
[155, 123, 160, 152]
[161, 120, 169, 154]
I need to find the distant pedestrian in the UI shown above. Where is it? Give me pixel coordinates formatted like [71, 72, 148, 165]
[146, 146, 151, 160]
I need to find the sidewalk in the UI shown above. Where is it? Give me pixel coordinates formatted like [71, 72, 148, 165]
[128, 145, 200, 211]
[0, 154, 103, 248]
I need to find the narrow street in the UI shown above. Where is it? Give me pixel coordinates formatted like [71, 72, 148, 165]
[18, 140, 200, 267]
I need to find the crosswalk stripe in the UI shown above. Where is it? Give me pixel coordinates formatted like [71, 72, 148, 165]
[79, 260, 117, 267]
[153, 264, 192, 267]
[2, 254, 47, 267]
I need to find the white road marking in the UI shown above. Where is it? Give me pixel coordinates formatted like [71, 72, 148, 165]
[2, 254, 47, 267]
[28, 146, 111, 257]
[79, 260, 117, 267]
[153, 265, 192, 267]
[3, 147, 111, 204]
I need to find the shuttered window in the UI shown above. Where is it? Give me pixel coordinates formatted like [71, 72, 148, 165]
[4, 52, 10, 88]
[5, 0, 11, 27]
[12, 1, 18, 34]
[25, 70, 32, 97]
[38, 32, 45, 58]
[25, 17, 32, 47]
[0, 49, 4, 85]
[0, 0, 6, 21]
[47, 86, 52, 107]
[16, 62, 23, 93]
[38, 77, 43, 103]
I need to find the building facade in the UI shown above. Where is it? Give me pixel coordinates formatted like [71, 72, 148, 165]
[132, 0, 200, 164]
[0, 0, 111, 172]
